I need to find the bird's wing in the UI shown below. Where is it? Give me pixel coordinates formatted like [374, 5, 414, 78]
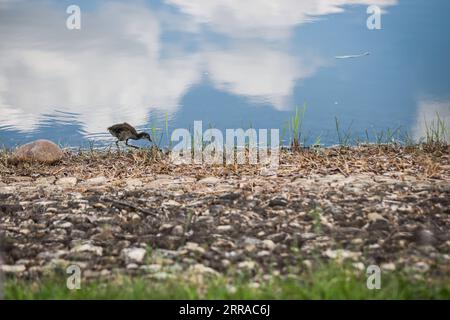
[122, 122, 138, 135]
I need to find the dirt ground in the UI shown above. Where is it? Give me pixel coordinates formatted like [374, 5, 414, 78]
[0, 145, 449, 281]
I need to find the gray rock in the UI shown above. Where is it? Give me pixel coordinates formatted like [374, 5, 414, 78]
[413, 229, 436, 246]
[56, 177, 77, 187]
[0, 265, 26, 273]
[198, 177, 221, 184]
[172, 225, 184, 236]
[84, 176, 107, 186]
[262, 239, 276, 251]
[217, 225, 233, 232]
[122, 247, 147, 264]
[71, 243, 103, 256]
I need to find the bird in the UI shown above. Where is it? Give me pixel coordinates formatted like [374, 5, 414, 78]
[107, 122, 152, 149]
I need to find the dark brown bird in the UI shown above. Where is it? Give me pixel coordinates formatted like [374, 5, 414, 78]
[108, 122, 152, 149]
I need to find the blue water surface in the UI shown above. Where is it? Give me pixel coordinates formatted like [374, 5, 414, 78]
[0, 0, 449, 148]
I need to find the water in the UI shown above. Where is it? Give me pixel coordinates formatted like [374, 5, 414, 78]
[0, 0, 449, 148]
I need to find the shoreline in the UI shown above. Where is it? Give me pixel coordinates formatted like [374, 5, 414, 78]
[1, 145, 449, 297]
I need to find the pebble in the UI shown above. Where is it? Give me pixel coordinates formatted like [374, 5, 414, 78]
[84, 176, 107, 186]
[381, 263, 396, 271]
[412, 262, 430, 273]
[0, 265, 26, 273]
[126, 179, 143, 189]
[71, 243, 103, 256]
[367, 212, 385, 222]
[121, 248, 147, 264]
[188, 264, 219, 275]
[184, 242, 205, 254]
[238, 261, 256, 270]
[324, 249, 361, 261]
[56, 177, 77, 187]
[140, 264, 162, 273]
[262, 239, 276, 251]
[172, 225, 184, 236]
[198, 177, 221, 184]
[217, 225, 233, 232]
[53, 221, 73, 229]
[162, 200, 181, 207]
[413, 229, 436, 246]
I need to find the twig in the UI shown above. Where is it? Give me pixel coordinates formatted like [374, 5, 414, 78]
[101, 196, 159, 217]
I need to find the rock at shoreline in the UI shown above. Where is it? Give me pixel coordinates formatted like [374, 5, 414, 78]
[11, 140, 64, 164]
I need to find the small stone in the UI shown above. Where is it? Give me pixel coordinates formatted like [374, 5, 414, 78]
[0, 186, 15, 195]
[269, 197, 288, 207]
[381, 263, 396, 271]
[244, 244, 256, 252]
[226, 285, 237, 294]
[11, 140, 64, 164]
[302, 260, 313, 269]
[162, 200, 181, 207]
[198, 177, 221, 184]
[243, 237, 261, 245]
[126, 263, 138, 270]
[367, 219, 390, 231]
[413, 229, 436, 247]
[93, 203, 107, 209]
[352, 262, 365, 271]
[262, 239, 276, 251]
[267, 232, 286, 242]
[300, 233, 317, 241]
[46, 207, 58, 213]
[367, 212, 385, 222]
[324, 249, 361, 261]
[257, 250, 270, 257]
[71, 243, 103, 256]
[35, 176, 56, 185]
[172, 225, 184, 236]
[217, 225, 233, 232]
[220, 193, 241, 201]
[238, 261, 256, 270]
[260, 167, 277, 176]
[126, 179, 143, 189]
[184, 242, 205, 254]
[413, 261, 430, 273]
[53, 221, 73, 229]
[351, 238, 364, 245]
[151, 272, 170, 280]
[84, 176, 107, 186]
[122, 248, 147, 264]
[188, 264, 219, 275]
[56, 177, 77, 187]
[100, 269, 111, 276]
[19, 229, 30, 235]
[0, 265, 26, 273]
[140, 264, 162, 273]
[159, 224, 174, 232]
[221, 259, 231, 268]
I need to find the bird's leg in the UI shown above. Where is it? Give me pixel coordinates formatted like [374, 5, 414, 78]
[126, 139, 140, 149]
[115, 140, 120, 152]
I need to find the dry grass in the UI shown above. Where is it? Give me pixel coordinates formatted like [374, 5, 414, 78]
[1, 144, 448, 182]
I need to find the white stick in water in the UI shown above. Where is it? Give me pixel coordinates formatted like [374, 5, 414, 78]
[335, 52, 370, 59]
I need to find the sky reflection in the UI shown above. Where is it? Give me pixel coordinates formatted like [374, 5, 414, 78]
[0, 0, 448, 147]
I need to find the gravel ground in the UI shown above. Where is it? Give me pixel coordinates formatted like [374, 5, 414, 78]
[0, 145, 449, 282]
